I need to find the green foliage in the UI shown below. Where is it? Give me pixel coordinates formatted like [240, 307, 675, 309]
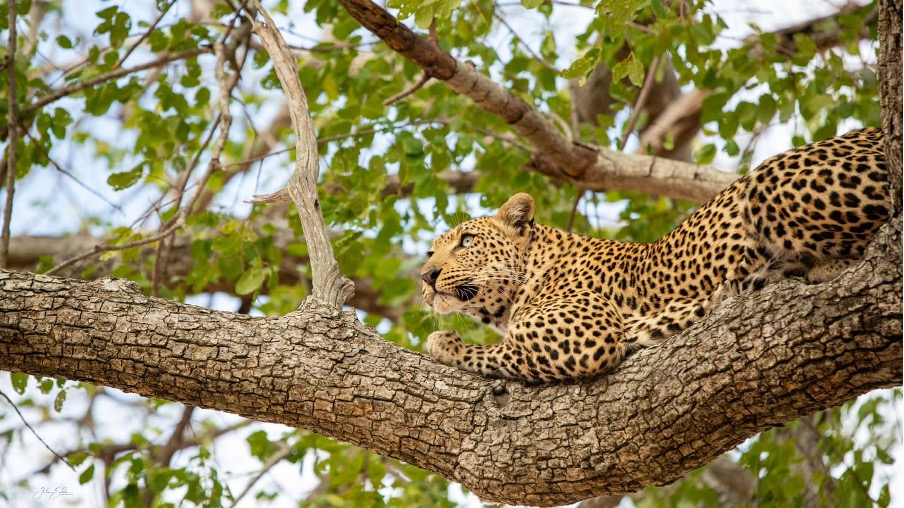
[0, 0, 892, 506]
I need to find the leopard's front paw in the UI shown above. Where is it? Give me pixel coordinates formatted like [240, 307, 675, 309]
[425, 330, 464, 365]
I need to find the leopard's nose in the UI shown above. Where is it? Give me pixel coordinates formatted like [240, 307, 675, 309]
[421, 267, 442, 288]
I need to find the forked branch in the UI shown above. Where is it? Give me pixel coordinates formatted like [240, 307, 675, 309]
[245, 2, 354, 307]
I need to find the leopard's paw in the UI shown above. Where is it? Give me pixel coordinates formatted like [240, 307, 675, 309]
[425, 330, 464, 364]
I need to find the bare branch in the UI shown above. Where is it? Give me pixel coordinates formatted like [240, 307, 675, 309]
[23, 47, 212, 118]
[1, 0, 17, 269]
[246, 1, 354, 307]
[383, 72, 431, 105]
[113, 0, 178, 69]
[231, 440, 293, 506]
[8, 227, 411, 322]
[747, 2, 877, 57]
[879, 0, 903, 212]
[0, 389, 76, 472]
[620, 55, 661, 151]
[636, 88, 706, 157]
[492, 10, 559, 73]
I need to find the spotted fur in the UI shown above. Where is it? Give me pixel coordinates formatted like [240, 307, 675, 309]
[420, 128, 890, 382]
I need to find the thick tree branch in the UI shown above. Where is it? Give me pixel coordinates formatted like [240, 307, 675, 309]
[1, 216, 899, 505]
[336, 0, 737, 202]
[878, 0, 902, 213]
[246, 2, 353, 307]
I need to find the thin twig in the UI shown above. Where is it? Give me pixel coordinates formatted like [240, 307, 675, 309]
[152, 14, 247, 294]
[565, 190, 584, 232]
[113, 0, 178, 69]
[428, 18, 438, 45]
[286, 39, 378, 53]
[383, 72, 431, 105]
[45, 220, 184, 276]
[47, 143, 223, 276]
[24, 47, 212, 118]
[25, 132, 124, 213]
[157, 406, 195, 466]
[151, 112, 222, 296]
[231, 440, 293, 506]
[0, 389, 76, 471]
[492, 11, 559, 73]
[619, 55, 661, 151]
[1, 0, 18, 268]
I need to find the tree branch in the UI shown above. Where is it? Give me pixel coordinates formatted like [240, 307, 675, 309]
[879, 0, 902, 214]
[246, 2, 354, 307]
[1, 216, 899, 505]
[1, 0, 18, 269]
[23, 47, 212, 118]
[336, 0, 736, 203]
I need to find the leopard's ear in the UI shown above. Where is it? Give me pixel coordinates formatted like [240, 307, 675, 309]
[495, 193, 535, 231]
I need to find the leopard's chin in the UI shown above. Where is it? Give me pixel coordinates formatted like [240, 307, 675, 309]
[430, 293, 466, 314]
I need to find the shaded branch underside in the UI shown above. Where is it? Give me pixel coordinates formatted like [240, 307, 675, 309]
[1, 218, 900, 506]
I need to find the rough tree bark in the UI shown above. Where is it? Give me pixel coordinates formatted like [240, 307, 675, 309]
[0, 220, 900, 505]
[879, 0, 902, 215]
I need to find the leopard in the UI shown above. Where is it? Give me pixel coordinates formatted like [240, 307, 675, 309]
[420, 127, 890, 383]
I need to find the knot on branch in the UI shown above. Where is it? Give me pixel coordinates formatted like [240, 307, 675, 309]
[93, 276, 142, 295]
[246, 188, 291, 204]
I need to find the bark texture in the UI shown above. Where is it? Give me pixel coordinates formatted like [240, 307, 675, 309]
[879, 0, 903, 215]
[1, 218, 900, 505]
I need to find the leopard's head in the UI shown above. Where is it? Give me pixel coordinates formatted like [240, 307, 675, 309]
[420, 193, 535, 332]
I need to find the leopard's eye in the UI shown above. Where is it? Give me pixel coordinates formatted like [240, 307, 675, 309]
[426, 251, 435, 257]
[460, 234, 474, 247]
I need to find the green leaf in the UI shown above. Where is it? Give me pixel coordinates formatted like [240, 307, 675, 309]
[56, 35, 74, 49]
[54, 390, 67, 412]
[11, 372, 28, 394]
[16, 0, 32, 15]
[236, 267, 267, 295]
[247, 430, 273, 460]
[414, 5, 434, 29]
[107, 163, 145, 190]
[561, 49, 600, 81]
[694, 144, 717, 165]
[79, 464, 95, 485]
[521, 0, 544, 8]
[612, 54, 644, 87]
[626, 57, 644, 87]
[650, 0, 668, 19]
[69, 452, 90, 467]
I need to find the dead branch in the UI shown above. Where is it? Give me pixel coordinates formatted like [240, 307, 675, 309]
[246, 1, 354, 307]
